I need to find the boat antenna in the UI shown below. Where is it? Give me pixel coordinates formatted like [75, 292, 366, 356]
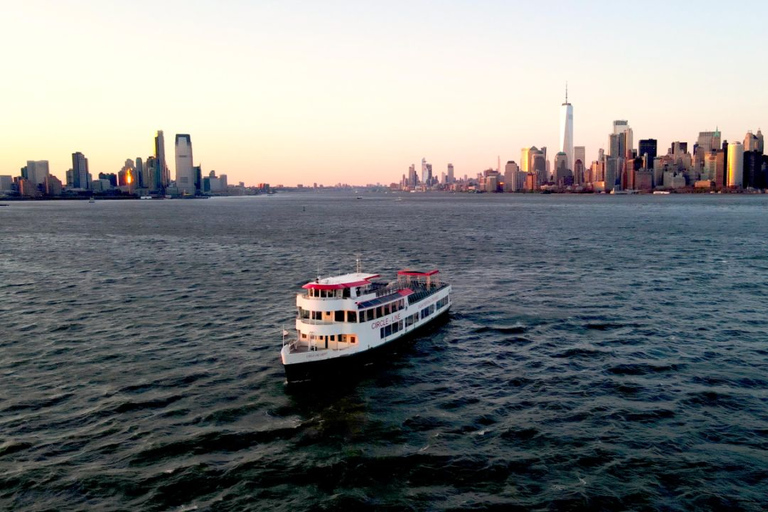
[355, 253, 362, 274]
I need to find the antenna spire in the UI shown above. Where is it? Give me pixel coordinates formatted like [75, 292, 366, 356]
[565, 82, 568, 103]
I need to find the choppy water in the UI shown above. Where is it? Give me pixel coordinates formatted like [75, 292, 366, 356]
[1, 193, 768, 511]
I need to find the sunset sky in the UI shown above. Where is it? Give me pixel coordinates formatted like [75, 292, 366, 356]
[2, 0, 767, 186]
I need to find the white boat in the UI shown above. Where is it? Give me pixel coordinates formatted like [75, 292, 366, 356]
[281, 266, 451, 382]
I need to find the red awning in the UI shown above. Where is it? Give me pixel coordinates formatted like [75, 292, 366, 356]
[302, 277, 379, 290]
[397, 270, 439, 277]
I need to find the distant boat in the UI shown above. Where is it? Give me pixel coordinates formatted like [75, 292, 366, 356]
[140, 195, 152, 200]
[89, 197, 95, 204]
[653, 191, 671, 195]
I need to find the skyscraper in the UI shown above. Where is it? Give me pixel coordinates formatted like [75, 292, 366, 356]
[727, 141, 744, 187]
[71, 152, 90, 189]
[155, 130, 168, 190]
[26, 160, 49, 185]
[697, 130, 721, 153]
[447, 163, 454, 184]
[574, 146, 585, 170]
[520, 148, 531, 173]
[638, 140, 657, 168]
[175, 134, 195, 195]
[559, 85, 574, 171]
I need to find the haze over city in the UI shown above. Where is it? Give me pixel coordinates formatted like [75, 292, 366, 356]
[3, 0, 767, 186]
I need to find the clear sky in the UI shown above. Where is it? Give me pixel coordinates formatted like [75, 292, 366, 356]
[2, 0, 767, 186]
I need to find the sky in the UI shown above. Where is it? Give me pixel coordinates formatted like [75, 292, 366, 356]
[2, 0, 767, 186]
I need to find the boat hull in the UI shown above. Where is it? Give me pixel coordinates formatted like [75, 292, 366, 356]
[283, 308, 450, 383]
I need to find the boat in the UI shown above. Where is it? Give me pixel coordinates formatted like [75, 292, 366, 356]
[281, 265, 452, 382]
[89, 197, 95, 204]
[140, 195, 152, 200]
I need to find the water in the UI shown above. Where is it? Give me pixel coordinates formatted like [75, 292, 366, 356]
[1, 193, 767, 511]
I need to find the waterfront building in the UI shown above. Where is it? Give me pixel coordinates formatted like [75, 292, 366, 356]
[727, 141, 744, 187]
[71, 152, 90, 190]
[574, 146, 585, 172]
[715, 142, 728, 189]
[0, 175, 12, 192]
[175, 134, 196, 195]
[504, 161, 519, 192]
[573, 160, 584, 185]
[559, 86, 574, 171]
[44, 175, 63, 196]
[520, 147, 531, 173]
[155, 130, 169, 190]
[743, 150, 764, 189]
[605, 158, 620, 191]
[704, 152, 718, 182]
[638, 139, 657, 168]
[135, 157, 144, 188]
[447, 163, 454, 184]
[25, 160, 49, 186]
[554, 152, 570, 186]
[407, 164, 417, 188]
[635, 170, 653, 191]
[531, 151, 546, 186]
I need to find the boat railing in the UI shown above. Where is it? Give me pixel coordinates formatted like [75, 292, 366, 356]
[407, 282, 447, 305]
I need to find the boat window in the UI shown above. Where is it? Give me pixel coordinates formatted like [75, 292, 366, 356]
[376, 306, 384, 318]
[335, 311, 344, 322]
[384, 325, 392, 337]
[312, 311, 322, 320]
[342, 288, 350, 298]
[347, 311, 357, 323]
[350, 336, 356, 344]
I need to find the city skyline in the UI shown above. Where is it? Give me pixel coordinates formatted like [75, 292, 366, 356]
[2, 1, 767, 186]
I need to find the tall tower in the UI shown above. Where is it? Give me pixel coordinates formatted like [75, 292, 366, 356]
[155, 130, 168, 190]
[175, 134, 195, 195]
[559, 84, 574, 171]
[71, 152, 90, 190]
[727, 141, 744, 187]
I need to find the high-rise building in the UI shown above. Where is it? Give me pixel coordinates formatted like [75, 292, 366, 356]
[520, 148, 531, 173]
[175, 134, 195, 195]
[155, 130, 169, 190]
[421, 158, 428, 185]
[447, 163, 454, 184]
[574, 146, 585, 170]
[744, 131, 759, 152]
[727, 141, 744, 187]
[531, 152, 546, 185]
[715, 141, 728, 189]
[638, 140, 657, 169]
[697, 130, 721, 153]
[135, 157, 144, 188]
[26, 160, 49, 185]
[757, 129, 764, 154]
[743, 150, 764, 189]
[559, 86, 574, 171]
[554, 152, 570, 185]
[504, 161, 519, 192]
[71, 152, 90, 189]
[610, 121, 632, 160]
